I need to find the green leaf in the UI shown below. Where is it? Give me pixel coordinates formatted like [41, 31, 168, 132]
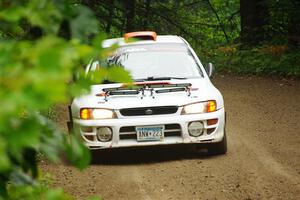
[107, 66, 132, 83]
[70, 6, 99, 41]
[64, 135, 91, 170]
[45, 188, 73, 200]
[0, 7, 25, 22]
[0, 139, 10, 172]
[10, 169, 37, 186]
[7, 117, 40, 156]
[24, 0, 63, 34]
[37, 114, 65, 163]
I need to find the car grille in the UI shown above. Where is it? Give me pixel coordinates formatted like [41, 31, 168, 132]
[119, 106, 178, 116]
[119, 124, 181, 140]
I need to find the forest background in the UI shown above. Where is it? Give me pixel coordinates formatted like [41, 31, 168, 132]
[82, 0, 300, 76]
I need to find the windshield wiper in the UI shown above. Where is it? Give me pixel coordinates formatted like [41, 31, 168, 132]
[135, 76, 187, 81]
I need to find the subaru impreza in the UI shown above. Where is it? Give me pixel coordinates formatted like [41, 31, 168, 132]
[68, 31, 227, 155]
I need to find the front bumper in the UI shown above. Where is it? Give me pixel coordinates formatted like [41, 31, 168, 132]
[73, 108, 225, 150]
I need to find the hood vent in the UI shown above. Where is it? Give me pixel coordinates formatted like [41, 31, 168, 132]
[99, 82, 193, 101]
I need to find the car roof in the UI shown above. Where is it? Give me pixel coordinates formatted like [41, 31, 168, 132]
[102, 35, 185, 48]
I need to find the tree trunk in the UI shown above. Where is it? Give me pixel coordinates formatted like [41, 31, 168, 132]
[106, 0, 115, 33]
[240, 0, 269, 45]
[143, 0, 151, 30]
[124, 0, 136, 32]
[287, 0, 300, 47]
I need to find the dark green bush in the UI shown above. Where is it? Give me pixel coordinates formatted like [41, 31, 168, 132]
[203, 45, 300, 77]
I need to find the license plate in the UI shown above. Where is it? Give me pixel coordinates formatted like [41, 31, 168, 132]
[136, 125, 164, 142]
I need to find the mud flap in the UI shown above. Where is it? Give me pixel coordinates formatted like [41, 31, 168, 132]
[67, 121, 73, 134]
[67, 105, 73, 134]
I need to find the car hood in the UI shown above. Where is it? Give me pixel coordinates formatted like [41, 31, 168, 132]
[72, 78, 223, 111]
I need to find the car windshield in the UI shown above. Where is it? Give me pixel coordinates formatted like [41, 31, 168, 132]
[90, 43, 204, 80]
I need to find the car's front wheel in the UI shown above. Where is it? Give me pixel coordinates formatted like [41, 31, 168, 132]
[207, 131, 227, 155]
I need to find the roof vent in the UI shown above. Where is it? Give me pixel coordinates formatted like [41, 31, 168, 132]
[124, 31, 157, 41]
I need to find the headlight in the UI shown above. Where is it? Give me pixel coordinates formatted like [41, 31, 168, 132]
[182, 100, 217, 114]
[80, 108, 115, 119]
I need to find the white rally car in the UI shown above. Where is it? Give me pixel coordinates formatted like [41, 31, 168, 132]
[69, 31, 227, 155]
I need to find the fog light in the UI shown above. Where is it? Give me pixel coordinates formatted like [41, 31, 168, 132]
[188, 121, 204, 137]
[96, 127, 112, 142]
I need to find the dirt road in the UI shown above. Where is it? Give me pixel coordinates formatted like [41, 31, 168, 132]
[41, 74, 300, 200]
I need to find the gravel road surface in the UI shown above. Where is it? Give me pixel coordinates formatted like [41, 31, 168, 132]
[41, 74, 300, 200]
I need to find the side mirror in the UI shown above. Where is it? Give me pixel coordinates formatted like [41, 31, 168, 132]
[206, 63, 215, 78]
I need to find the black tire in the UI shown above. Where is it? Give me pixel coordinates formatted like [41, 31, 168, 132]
[208, 131, 227, 155]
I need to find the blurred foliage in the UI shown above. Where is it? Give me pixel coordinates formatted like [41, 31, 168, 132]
[0, 0, 130, 199]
